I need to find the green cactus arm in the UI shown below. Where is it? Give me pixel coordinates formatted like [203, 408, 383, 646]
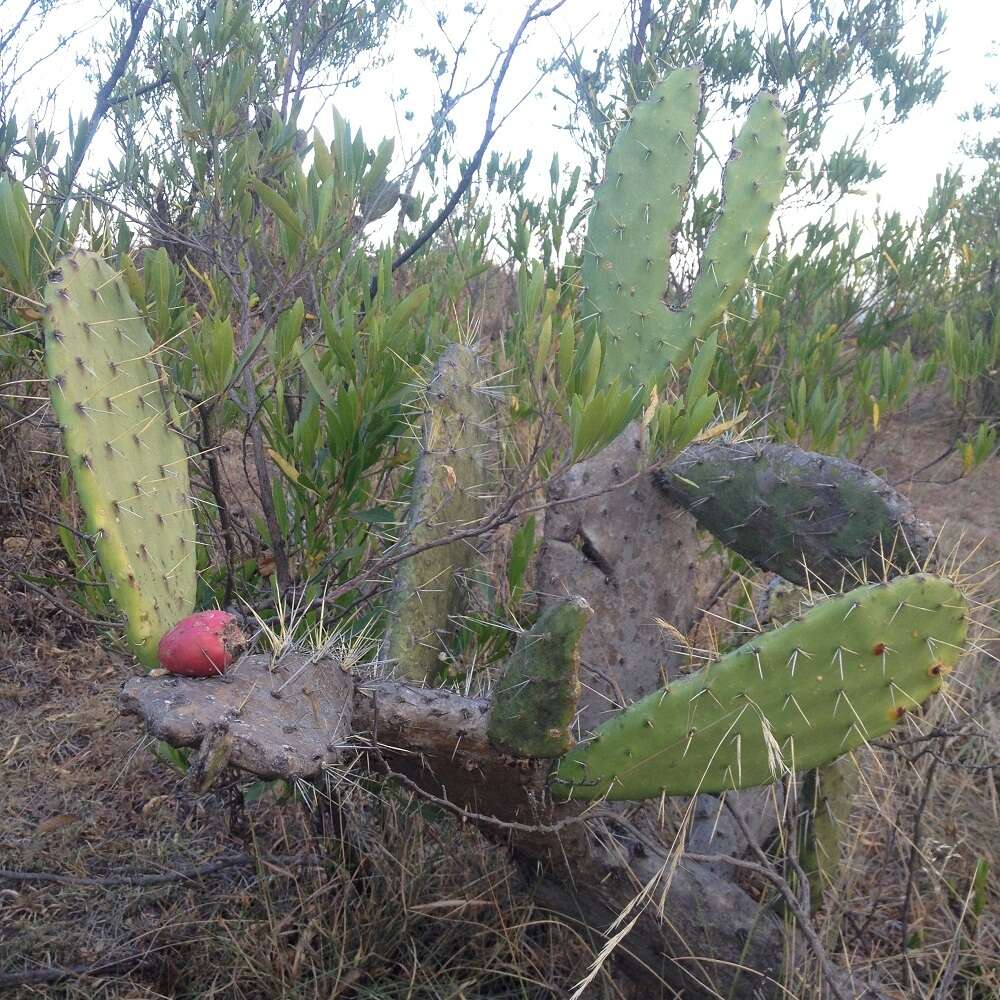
[583, 67, 700, 386]
[550, 574, 966, 801]
[655, 440, 933, 586]
[585, 69, 787, 389]
[43, 250, 196, 667]
[382, 343, 494, 683]
[682, 92, 787, 343]
[488, 598, 592, 758]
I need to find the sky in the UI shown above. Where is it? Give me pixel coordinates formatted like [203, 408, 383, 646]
[329, 1, 998, 219]
[3, 0, 997, 226]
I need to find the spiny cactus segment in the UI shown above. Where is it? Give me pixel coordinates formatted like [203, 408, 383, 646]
[656, 440, 932, 586]
[583, 68, 787, 389]
[43, 250, 196, 667]
[383, 343, 494, 683]
[488, 598, 591, 758]
[551, 574, 966, 801]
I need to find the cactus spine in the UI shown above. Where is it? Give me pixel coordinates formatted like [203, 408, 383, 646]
[583, 68, 787, 389]
[551, 574, 966, 801]
[43, 250, 196, 667]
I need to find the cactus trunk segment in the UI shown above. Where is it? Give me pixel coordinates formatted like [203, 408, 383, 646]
[43, 250, 196, 667]
[584, 69, 787, 389]
[656, 440, 932, 586]
[383, 343, 494, 683]
[797, 757, 857, 911]
[488, 598, 592, 757]
[551, 574, 966, 801]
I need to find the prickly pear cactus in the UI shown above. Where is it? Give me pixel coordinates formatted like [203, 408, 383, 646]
[583, 68, 787, 389]
[43, 250, 196, 667]
[489, 598, 591, 758]
[383, 343, 494, 683]
[551, 574, 966, 801]
[657, 440, 933, 586]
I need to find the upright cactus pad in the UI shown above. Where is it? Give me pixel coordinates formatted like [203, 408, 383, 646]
[43, 250, 196, 667]
[584, 68, 787, 389]
[656, 440, 932, 586]
[383, 343, 494, 682]
[551, 574, 966, 801]
[488, 598, 591, 758]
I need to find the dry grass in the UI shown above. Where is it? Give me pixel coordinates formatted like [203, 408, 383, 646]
[0, 626, 623, 998]
[789, 642, 999, 999]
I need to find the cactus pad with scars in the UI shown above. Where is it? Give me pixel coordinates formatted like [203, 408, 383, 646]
[551, 574, 966, 801]
[656, 440, 932, 586]
[488, 598, 591, 758]
[43, 250, 196, 667]
[584, 69, 787, 389]
[383, 343, 494, 682]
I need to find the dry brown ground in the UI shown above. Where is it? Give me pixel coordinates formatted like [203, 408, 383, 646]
[0, 388, 996, 999]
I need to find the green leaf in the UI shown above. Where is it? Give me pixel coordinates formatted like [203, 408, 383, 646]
[313, 130, 334, 180]
[386, 284, 430, 333]
[250, 178, 304, 239]
[0, 177, 33, 292]
[350, 507, 398, 525]
[558, 317, 575, 387]
[507, 515, 536, 595]
[971, 858, 989, 918]
[685, 331, 718, 411]
[296, 342, 336, 409]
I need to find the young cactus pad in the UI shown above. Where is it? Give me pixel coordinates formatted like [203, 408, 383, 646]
[583, 68, 787, 389]
[550, 574, 966, 801]
[43, 250, 196, 667]
[488, 598, 591, 758]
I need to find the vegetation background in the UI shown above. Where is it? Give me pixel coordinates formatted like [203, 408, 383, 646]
[0, 1, 996, 996]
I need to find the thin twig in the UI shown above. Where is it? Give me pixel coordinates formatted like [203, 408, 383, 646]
[52, 0, 152, 226]
[723, 799, 852, 1000]
[0, 852, 323, 889]
[899, 751, 942, 959]
[368, 0, 567, 300]
[0, 950, 159, 989]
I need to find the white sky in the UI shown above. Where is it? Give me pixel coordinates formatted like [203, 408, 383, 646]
[4, 1, 998, 225]
[331, 1, 998, 219]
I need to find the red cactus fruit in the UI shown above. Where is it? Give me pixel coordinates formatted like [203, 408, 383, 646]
[157, 610, 246, 677]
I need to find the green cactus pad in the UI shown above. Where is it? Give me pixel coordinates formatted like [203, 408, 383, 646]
[43, 250, 196, 667]
[550, 574, 966, 801]
[383, 343, 494, 683]
[584, 69, 787, 389]
[488, 598, 591, 758]
[656, 440, 932, 586]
